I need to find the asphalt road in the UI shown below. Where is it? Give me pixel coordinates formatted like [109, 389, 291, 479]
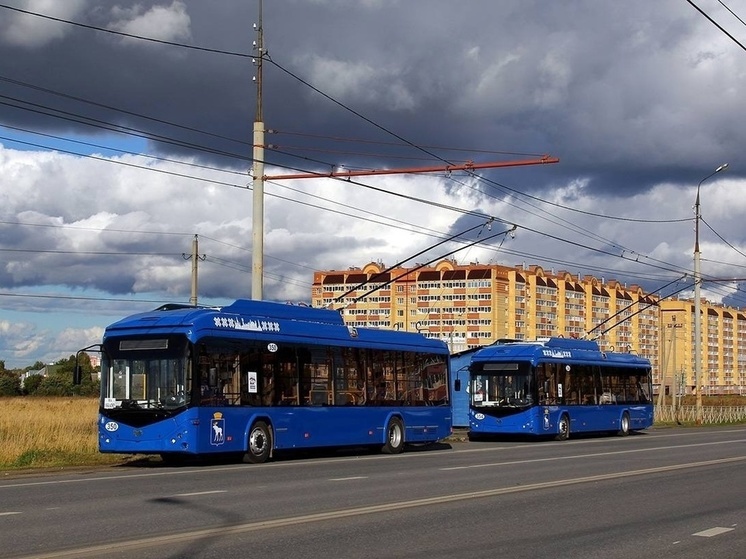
[1, 426, 744, 559]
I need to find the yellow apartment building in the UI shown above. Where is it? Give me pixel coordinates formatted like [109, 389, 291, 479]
[311, 259, 661, 378]
[659, 298, 746, 396]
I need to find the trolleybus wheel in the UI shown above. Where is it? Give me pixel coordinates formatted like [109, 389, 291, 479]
[381, 417, 404, 454]
[244, 420, 272, 464]
[555, 414, 570, 441]
[618, 412, 630, 437]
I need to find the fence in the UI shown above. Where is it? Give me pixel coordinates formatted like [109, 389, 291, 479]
[655, 405, 746, 424]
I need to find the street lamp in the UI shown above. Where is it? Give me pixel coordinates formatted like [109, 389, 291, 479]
[693, 163, 728, 424]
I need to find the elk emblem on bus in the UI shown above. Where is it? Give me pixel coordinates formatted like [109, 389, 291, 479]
[210, 412, 225, 446]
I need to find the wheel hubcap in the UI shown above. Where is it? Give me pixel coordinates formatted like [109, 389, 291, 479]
[250, 431, 265, 454]
[390, 426, 401, 446]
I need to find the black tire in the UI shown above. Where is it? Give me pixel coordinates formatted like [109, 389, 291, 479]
[244, 420, 272, 464]
[381, 417, 405, 454]
[555, 414, 570, 441]
[618, 412, 630, 436]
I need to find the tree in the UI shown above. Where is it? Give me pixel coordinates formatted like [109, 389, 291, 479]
[33, 354, 100, 397]
[23, 373, 44, 395]
[36, 371, 72, 396]
[0, 371, 21, 396]
[76, 375, 100, 397]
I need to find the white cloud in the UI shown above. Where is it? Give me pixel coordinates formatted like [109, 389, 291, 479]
[299, 54, 415, 110]
[0, 318, 46, 362]
[0, 0, 88, 48]
[108, 1, 191, 43]
[3, 0, 746, 369]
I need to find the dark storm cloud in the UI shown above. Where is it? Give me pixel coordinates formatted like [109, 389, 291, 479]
[2, 0, 746, 368]
[2, 0, 744, 195]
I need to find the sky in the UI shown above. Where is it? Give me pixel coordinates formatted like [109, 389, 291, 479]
[2, 0, 746, 369]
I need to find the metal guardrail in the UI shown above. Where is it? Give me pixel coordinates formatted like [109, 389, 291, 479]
[654, 405, 746, 424]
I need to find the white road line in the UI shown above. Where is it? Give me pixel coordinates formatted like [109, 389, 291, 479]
[0, 511, 21, 516]
[2, 429, 745, 490]
[693, 527, 734, 537]
[14, 456, 746, 559]
[440, 438, 746, 470]
[172, 490, 227, 497]
[329, 476, 368, 481]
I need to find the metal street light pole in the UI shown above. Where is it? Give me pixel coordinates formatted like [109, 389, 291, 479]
[694, 163, 728, 424]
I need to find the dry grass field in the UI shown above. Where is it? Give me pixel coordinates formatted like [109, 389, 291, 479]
[1, 395, 743, 472]
[0, 397, 128, 470]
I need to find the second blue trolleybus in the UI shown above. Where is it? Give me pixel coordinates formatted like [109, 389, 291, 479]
[467, 337, 653, 440]
[87, 299, 451, 463]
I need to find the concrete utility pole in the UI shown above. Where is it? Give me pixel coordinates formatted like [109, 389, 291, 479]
[693, 163, 728, 424]
[657, 325, 669, 408]
[248, 0, 557, 302]
[672, 318, 678, 414]
[182, 234, 206, 305]
[251, 0, 265, 300]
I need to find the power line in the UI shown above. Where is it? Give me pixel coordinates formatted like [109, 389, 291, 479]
[685, 0, 746, 51]
[0, 5, 685, 236]
[701, 216, 746, 261]
[0, 291, 187, 304]
[0, 95, 249, 162]
[0, 4, 252, 57]
[0, 2, 733, 300]
[717, 0, 746, 27]
[0, 247, 179, 257]
[0, 74, 251, 148]
[0, 122, 248, 177]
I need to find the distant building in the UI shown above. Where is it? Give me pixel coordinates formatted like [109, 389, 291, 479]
[312, 259, 660, 372]
[19, 364, 61, 389]
[19, 368, 45, 389]
[659, 298, 746, 396]
[313, 260, 746, 396]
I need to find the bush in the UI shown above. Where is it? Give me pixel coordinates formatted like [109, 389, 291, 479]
[75, 376, 100, 397]
[36, 373, 74, 396]
[0, 373, 21, 396]
[22, 374, 43, 395]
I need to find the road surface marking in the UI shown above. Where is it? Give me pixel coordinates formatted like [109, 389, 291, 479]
[14, 455, 746, 559]
[172, 490, 227, 497]
[693, 527, 734, 537]
[330, 476, 368, 481]
[440, 439, 746, 470]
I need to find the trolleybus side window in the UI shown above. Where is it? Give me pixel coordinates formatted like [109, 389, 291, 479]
[190, 341, 450, 409]
[537, 362, 560, 405]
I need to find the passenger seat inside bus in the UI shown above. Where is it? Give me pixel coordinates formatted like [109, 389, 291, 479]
[309, 385, 328, 405]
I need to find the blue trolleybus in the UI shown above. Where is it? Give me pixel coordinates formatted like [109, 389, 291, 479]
[467, 337, 653, 440]
[87, 300, 451, 463]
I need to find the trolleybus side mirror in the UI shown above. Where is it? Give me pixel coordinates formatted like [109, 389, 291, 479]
[454, 378, 461, 392]
[73, 344, 103, 385]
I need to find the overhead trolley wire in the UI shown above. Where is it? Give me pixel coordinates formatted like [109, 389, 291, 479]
[0, 1, 732, 297]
